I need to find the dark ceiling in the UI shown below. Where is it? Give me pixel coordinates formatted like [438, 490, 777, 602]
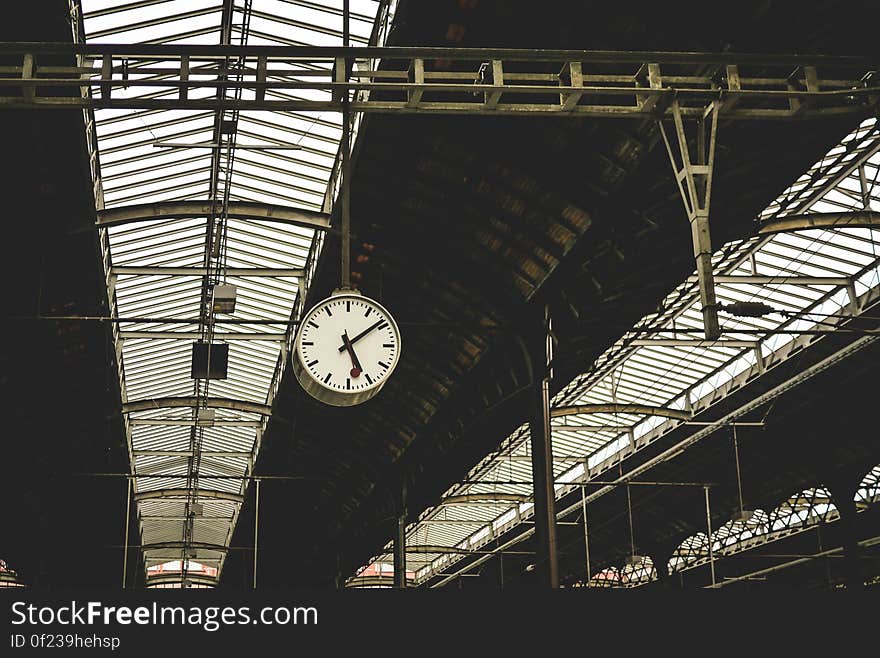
[1, 3, 133, 587]
[233, 1, 880, 587]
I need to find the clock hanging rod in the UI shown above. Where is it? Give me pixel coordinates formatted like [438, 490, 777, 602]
[340, 0, 352, 292]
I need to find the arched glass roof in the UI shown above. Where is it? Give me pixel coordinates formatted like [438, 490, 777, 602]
[71, 0, 398, 584]
[356, 116, 880, 587]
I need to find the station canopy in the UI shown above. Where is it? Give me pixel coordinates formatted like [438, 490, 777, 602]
[355, 115, 880, 587]
[71, 0, 396, 585]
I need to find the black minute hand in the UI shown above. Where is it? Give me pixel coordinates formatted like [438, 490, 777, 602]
[338, 318, 384, 352]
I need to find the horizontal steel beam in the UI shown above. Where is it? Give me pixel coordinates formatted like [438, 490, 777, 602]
[145, 574, 218, 586]
[120, 331, 286, 341]
[153, 141, 303, 150]
[134, 489, 245, 504]
[112, 266, 303, 277]
[3, 44, 876, 119]
[3, 42, 875, 65]
[418, 519, 497, 525]
[551, 404, 691, 421]
[439, 493, 528, 505]
[345, 576, 405, 588]
[688, 275, 851, 286]
[96, 200, 330, 231]
[130, 419, 262, 427]
[133, 450, 252, 458]
[123, 397, 272, 416]
[405, 545, 532, 555]
[138, 514, 235, 521]
[551, 424, 631, 432]
[501, 455, 586, 462]
[629, 339, 758, 348]
[758, 211, 880, 235]
[141, 542, 228, 553]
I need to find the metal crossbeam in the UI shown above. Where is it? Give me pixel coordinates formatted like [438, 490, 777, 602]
[1, 43, 877, 118]
[95, 200, 330, 230]
[440, 493, 529, 505]
[688, 275, 851, 286]
[122, 397, 271, 415]
[758, 210, 880, 235]
[133, 450, 252, 457]
[129, 419, 261, 427]
[120, 331, 286, 341]
[629, 339, 758, 348]
[134, 489, 245, 503]
[551, 404, 691, 420]
[112, 266, 303, 277]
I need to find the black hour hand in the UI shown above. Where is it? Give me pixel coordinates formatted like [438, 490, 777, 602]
[341, 332, 362, 377]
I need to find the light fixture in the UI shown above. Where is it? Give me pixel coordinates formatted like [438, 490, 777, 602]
[190, 342, 229, 379]
[196, 408, 215, 427]
[719, 301, 777, 318]
[730, 425, 755, 524]
[211, 283, 237, 314]
[624, 554, 648, 567]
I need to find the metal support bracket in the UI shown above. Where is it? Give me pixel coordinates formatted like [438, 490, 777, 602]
[659, 98, 721, 340]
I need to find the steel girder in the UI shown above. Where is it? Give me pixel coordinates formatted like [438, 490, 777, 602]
[122, 397, 272, 416]
[96, 200, 330, 231]
[1, 43, 878, 118]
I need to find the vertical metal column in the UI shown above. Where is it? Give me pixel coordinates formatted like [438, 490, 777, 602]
[340, 0, 351, 290]
[830, 484, 864, 589]
[580, 484, 591, 583]
[122, 477, 131, 589]
[704, 486, 716, 586]
[529, 304, 559, 588]
[393, 479, 407, 588]
[253, 478, 260, 589]
[499, 548, 505, 590]
[659, 99, 721, 340]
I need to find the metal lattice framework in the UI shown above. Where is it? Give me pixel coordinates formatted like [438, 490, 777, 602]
[355, 115, 880, 587]
[63, 0, 398, 587]
[1, 42, 879, 118]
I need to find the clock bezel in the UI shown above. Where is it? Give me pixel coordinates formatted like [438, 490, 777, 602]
[292, 291, 401, 406]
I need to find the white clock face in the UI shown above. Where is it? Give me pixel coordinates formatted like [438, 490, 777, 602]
[294, 293, 401, 398]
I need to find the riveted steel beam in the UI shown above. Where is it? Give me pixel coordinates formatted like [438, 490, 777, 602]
[551, 404, 691, 421]
[2, 44, 877, 118]
[120, 331, 286, 341]
[141, 541, 229, 552]
[629, 339, 759, 348]
[134, 489, 245, 504]
[439, 493, 529, 505]
[123, 397, 271, 416]
[95, 200, 330, 231]
[112, 266, 304, 277]
[757, 211, 880, 235]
